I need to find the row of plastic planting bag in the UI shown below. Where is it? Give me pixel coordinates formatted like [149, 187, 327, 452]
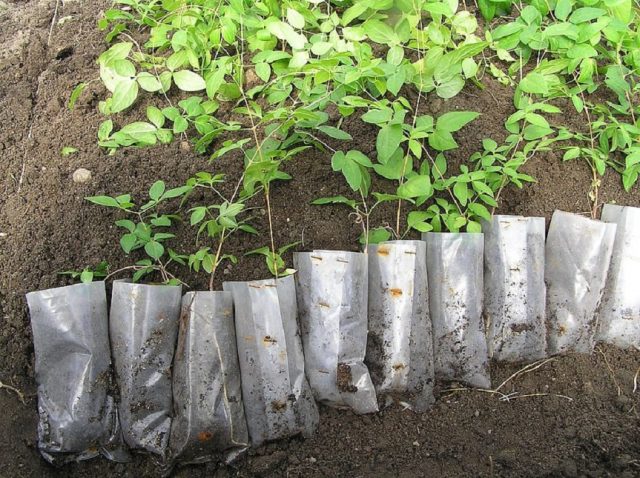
[26, 206, 640, 467]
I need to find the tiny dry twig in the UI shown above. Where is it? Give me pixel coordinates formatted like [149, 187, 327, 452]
[48, 0, 61, 46]
[443, 358, 572, 403]
[499, 393, 573, 402]
[597, 346, 622, 397]
[0, 380, 26, 405]
[494, 357, 556, 393]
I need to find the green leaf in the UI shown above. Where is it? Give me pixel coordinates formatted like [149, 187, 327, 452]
[468, 203, 492, 221]
[146, 106, 165, 128]
[173, 70, 206, 91]
[266, 20, 307, 49]
[190, 207, 207, 225]
[68, 82, 87, 110]
[429, 129, 458, 151]
[255, 62, 271, 82]
[342, 2, 369, 25]
[98, 42, 132, 65]
[149, 180, 166, 201]
[151, 216, 171, 227]
[80, 270, 93, 284]
[343, 158, 362, 191]
[363, 20, 397, 44]
[387, 46, 405, 66]
[467, 220, 482, 233]
[286, 7, 305, 29]
[397, 175, 433, 199]
[361, 109, 393, 124]
[111, 79, 138, 113]
[61, 146, 78, 156]
[346, 150, 373, 167]
[120, 233, 137, 253]
[86, 196, 120, 208]
[436, 111, 480, 132]
[98, 120, 113, 141]
[162, 185, 190, 200]
[407, 211, 434, 232]
[523, 124, 553, 140]
[318, 126, 353, 140]
[137, 72, 163, 92]
[376, 123, 403, 163]
[520, 72, 549, 95]
[116, 122, 156, 145]
[360, 227, 392, 245]
[115, 219, 136, 232]
[569, 7, 606, 23]
[312, 196, 357, 208]
[145, 240, 165, 260]
[563, 147, 581, 161]
[453, 181, 469, 206]
[435, 75, 465, 99]
[555, 0, 572, 21]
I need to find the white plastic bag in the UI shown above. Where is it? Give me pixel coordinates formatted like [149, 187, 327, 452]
[110, 281, 182, 458]
[26, 282, 120, 464]
[367, 241, 435, 411]
[597, 205, 640, 350]
[545, 210, 616, 355]
[223, 276, 319, 446]
[423, 233, 490, 389]
[168, 291, 249, 464]
[294, 251, 378, 414]
[484, 215, 547, 362]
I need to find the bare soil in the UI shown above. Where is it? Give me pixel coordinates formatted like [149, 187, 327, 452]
[1, 1, 639, 477]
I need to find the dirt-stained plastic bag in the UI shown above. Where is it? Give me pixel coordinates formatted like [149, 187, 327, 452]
[423, 233, 490, 389]
[483, 215, 547, 363]
[545, 210, 616, 355]
[597, 205, 640, 350]
[294, 251, 378, 414]
[110, 281, 182, 458]
[222, 276, 318, 447]
[26, 282, 118, 464]
[366, 241, 435, 411]
[168, 291, 249, 465]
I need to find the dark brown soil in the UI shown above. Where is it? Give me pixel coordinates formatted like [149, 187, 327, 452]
[1, 1, 639, 477]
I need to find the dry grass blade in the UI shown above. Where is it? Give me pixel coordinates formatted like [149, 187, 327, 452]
[0, 380, 26, 405]
[442, 358, 572, 403]
[597, 346, 622, 397]
[499, 393, 574, 402]
[494, 357, 556, 393]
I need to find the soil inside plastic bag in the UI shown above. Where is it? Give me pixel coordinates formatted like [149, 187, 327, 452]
[294, 251, 378, 414]
[168, 291, 248, 465]
[222, 276, 319, 447]
[483, 215, 547, 363]
[109, 281, 182, 458]
[366, 240, 435, 411]
[26, 282, 118, 464]
[423, 233, 491, 389]
[545, 210, 616, 355]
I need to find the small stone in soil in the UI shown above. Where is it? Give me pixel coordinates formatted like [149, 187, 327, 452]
[180, 141, 191, 151]
[72, 168, 92, 183]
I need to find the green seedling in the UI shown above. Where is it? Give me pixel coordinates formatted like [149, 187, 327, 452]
[246, 242, 300, 277]
[184, 171, 257, 289]
[86, 180, 190, 284]
[60, 261, 110, 284]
